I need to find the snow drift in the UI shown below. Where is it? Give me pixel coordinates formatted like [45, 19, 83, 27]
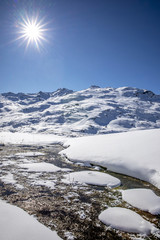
[61, 128, 160, 189]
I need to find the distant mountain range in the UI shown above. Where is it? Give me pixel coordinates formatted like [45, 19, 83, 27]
[0, 86, 160, 136]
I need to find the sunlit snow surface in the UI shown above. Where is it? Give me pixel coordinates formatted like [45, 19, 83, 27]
[0, 200, 62, 240]
[62, 171, 121, 187]
[31, 179, 55, 189]
[0, 86, 160, 136]
[99, 207, 158, 235]
[61, 128, 160, 189]
[122, 189, 160, 215]
[19, 162, 71, 172]
[0, 132, 65, 145]
[15, 152, 45, 157]
[0, 172, 16, 185]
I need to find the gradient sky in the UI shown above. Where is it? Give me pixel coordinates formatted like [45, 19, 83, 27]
[0, 0, 160, 94]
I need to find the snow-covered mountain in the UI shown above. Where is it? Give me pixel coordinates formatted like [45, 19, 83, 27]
[0, 86, 160, 136]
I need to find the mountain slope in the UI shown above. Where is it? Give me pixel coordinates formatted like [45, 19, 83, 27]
[0, 86, 160, 136]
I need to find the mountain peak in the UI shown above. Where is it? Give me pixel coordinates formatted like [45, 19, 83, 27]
[90, 85, 100, 89]
[52, 88, 74, 97]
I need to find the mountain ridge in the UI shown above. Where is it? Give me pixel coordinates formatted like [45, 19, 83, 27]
[0, 86, 160, 137]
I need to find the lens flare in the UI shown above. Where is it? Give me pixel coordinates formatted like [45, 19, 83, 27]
[16, 14, 48, 50]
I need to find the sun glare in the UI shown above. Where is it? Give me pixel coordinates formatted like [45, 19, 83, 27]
[17, 15, 48, 50]
[25, 23, 40, 40]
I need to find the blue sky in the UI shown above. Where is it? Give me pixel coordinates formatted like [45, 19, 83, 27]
[0, 0, 160, 93]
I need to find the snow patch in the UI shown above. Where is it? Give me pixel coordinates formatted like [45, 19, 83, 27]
[15, 152, 45, 157]
[1, 160, 16, 166]
[32, 180, 55, 189]
[99, 207, 157, 235]
[121, 189, 160, 215]
[0, 173, 24, 189]
[0, 199, 62, 240]
[62, 171, 121, 187]
[0, 173, 16, 185]
[19, 162, 71, 172]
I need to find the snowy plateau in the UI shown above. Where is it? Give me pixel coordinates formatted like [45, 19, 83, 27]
[0, 86, 160, 136]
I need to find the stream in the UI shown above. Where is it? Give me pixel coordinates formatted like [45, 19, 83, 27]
[0, 144, 159, 240]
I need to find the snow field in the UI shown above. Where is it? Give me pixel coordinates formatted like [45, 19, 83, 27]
[1, 86, 160, 135]
[0, 132, 65, 145]
[61, 128, 160, 189]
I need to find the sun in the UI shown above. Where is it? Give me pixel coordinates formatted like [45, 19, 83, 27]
[25, 22, 41, 40]
[17, 15, 48, 50]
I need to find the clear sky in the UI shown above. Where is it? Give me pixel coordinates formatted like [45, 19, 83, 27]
[0, 0, 160, 94]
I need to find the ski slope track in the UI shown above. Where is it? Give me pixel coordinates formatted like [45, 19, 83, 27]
[0, 86, 160, 136]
